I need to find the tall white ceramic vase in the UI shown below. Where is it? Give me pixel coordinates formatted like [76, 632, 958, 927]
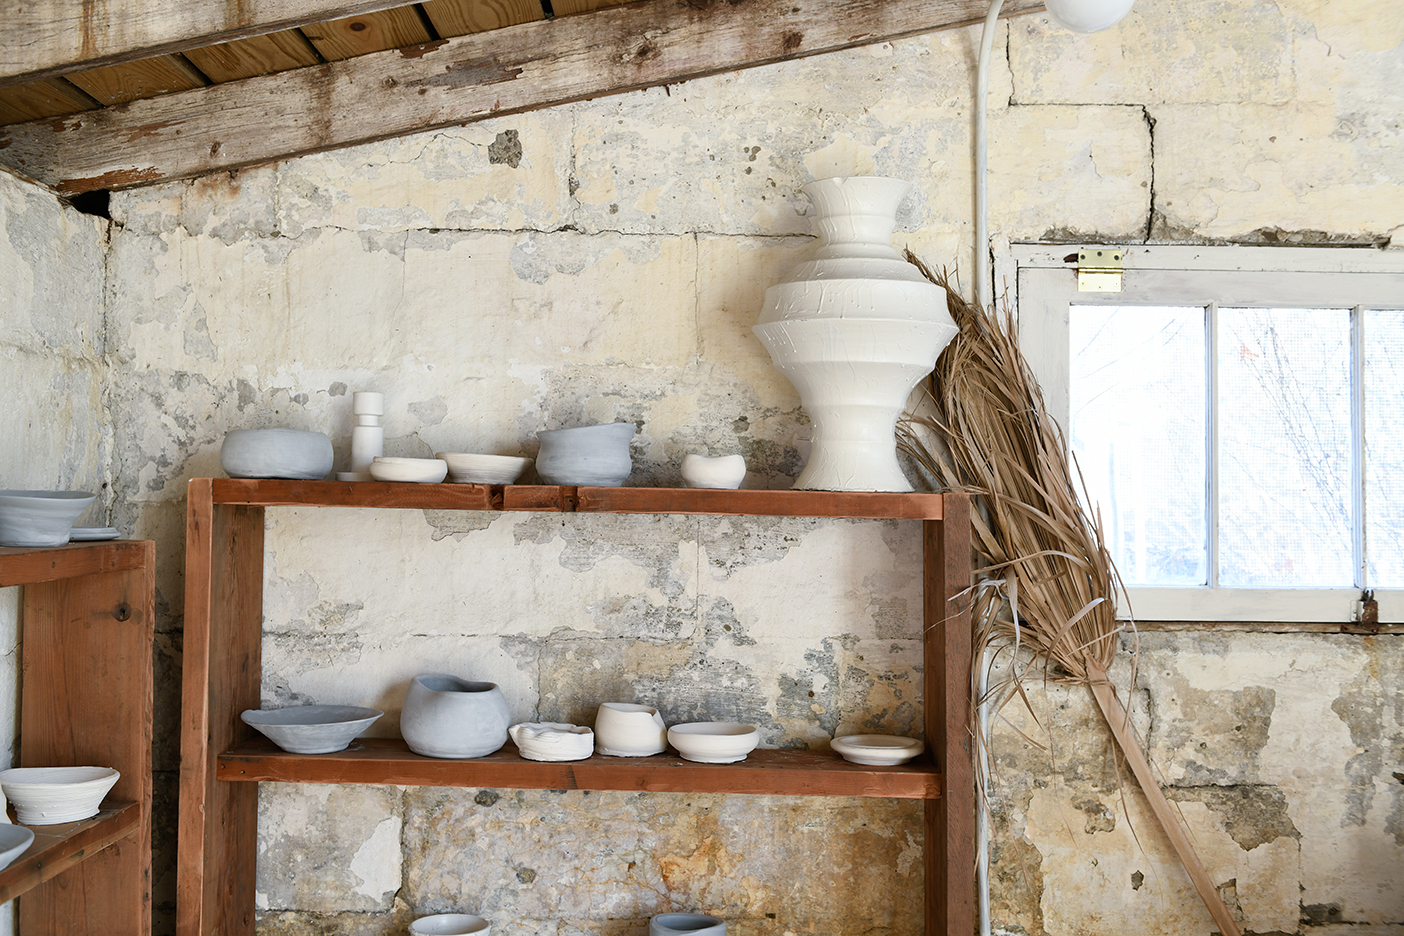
[754, 177, 958, 492]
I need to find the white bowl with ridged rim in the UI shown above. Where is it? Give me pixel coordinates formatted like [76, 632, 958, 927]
[0, 766, 120, 824]
[369, 456, 448, 483]
[436, 453, 533, 485]
[667, 722, 759, 763]
[830, 734, 924, 766]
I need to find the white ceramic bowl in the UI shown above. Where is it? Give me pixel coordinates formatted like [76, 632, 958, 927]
[680, 454, 747, 490]
[221, 428, 334, 480]
[650, 912, 726, 936]
[0, 766, 120, 824]
[369, 456, 448, 483]
[509, 722, 594, 762]
[830, 734, 925, 766]
[410, 913, 491, 935]
[594, 702, 667, 757]
[241, 705, 383, 755]
[0, 491, 97, 547]
[536, 423, 636, 486]
[667, 723, 759, 763]
[0, 824, 34, 871]
[436, 453, 533, 485]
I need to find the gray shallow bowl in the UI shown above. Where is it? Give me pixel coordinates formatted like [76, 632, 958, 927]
[241, 705, 383, 754]
[221, 429, 334, 480]
[0, 491, 96, 547]
[0, 824, 34, 871]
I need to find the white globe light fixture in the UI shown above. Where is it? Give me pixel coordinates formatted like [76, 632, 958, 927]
[1044, 0, 1136, 33]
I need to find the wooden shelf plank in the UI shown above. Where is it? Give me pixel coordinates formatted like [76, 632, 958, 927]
[0, 802, 141, 904]
[0, 540, 151, 587]
[203, 479, 946, 519]
[218, 738, 942, 799]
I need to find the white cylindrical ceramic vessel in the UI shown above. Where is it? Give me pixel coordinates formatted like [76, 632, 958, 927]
[349, 391, 385, 476]
[401, 675, 511, 759]
[593, 702, 667, 757]
[650, 913, 726, 936]
[754, 176, 957, 492]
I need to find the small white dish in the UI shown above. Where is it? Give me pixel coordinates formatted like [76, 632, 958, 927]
[437, 453, 533, 485]
[410, 913, 490, 935]
[594, 702, 667, 757]
[0, 766, 120, 824]
[667, 722, 759, 763]
[830, 734, 924, 766]
[0, 824, 34, 871]
[369, 457, 448, 484]
[509, 722, 594, 762]
[69, 526, 120, 541]
[680, 454, 746, 489]
[241, 705, 383, 754]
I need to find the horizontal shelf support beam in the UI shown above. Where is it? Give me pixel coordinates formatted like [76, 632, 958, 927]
[0, 803, 141, 904]
[0, 540, 151, 586]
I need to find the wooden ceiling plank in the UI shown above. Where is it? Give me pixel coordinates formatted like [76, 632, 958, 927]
[550, 0, 633, 15]
[420, 0, 545, 38]
[183, 32, 324, 84]
[300, 7, 433, 61]
[0, 0, 1046, 195]
[65, 55, 208, 106]
[0, 0, 440, 88]
[0, 78, 98, 126]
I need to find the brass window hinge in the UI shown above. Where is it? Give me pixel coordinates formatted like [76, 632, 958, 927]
[1076, 247, 1125, 292]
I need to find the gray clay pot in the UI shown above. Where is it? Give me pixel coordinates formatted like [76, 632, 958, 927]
[535, 423, 636, 486]
[400, 675, 511, 759]
[221, 428, 334, 480]
[0, 491, 97, 547]
[650, 913, 726, 936]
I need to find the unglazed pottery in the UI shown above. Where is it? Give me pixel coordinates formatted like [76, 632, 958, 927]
[509, 722, 594, 762]
[240, 705, 383, 755]
[0, 825, 34, 871]
[650, 913, 726, 936]
[69, 526, 120, 541]
[0, 766, 120, 824]
[221, 428, 334, 480]
[593, 702, 667, 757]
[339, 390, 385, 481]
[667, 723, 759, 763]
[409, 914, 491, 935]
[437, 453, 534, 485]
[369, 456, 448, 483]
[754, 176, 958, 492]
[830, 734, 925, 766]
[535, 423, 635, 486]
[0, 490, 96, 547]
[401, 675, 511, 758]
[680, 454, 746, 490]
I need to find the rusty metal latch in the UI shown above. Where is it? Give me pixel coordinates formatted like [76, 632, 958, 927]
[1077, 247, 1124, 292]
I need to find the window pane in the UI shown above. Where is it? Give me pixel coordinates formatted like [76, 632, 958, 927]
[1217, 308, 1352, 587]
[1070, 305, 1207, 586]
[1365, 309, 1404, 588]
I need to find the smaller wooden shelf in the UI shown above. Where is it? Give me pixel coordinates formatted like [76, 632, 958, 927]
[0, 802, 141, 904]
[217, 738, 942, 799]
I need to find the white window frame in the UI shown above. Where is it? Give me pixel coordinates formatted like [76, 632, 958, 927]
[1003, 245, 1404, 624]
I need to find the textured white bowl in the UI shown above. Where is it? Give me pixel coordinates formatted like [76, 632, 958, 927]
[221, 429, 333, 480]
[509, 722, 594, 762]
[594, 702, 667, 757]
[667, 723, 759, 763]
[369, 457, 448, 483]
[241, 705, 383, 754]
[436, 453, 533, 485]
[410, 914, 491, 935]
[680, 454, 747, 490]
[0, 766, 120, 824]
[830, 734, 924, 766]
[0, 824, 34, 871]
[0, 491, 97, 547]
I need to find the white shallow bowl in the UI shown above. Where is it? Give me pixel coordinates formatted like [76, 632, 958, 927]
[650, 912, 726, 936]
[369, 457, 448, 483]
[437, 453, 533, 485]
[680, 454, 747, 490]
[667, 723, 759, 764]
[0, 491, 97, 547]
[221, 428, 333, 480]
[830, 734, 924, 766]
[241, 705, 383, 754]
[410, 913, 491, 935]
[509, 722, 594, 762]
[0, 766, 120, 824]
[0, 824, 35, 871]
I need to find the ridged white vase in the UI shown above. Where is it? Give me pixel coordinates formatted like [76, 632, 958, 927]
[754, 177, 958, 492]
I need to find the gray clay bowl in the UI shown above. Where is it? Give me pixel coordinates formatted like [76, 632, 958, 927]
[221, 428, 334, 480]
[650, 913, 726, 936]
[535, 423, 636, 486]
[241, 704, 383, 754]
[0, 490, 97, 547]
[0, 824, 34, 872]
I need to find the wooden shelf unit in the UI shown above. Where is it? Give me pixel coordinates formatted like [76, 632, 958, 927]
[0, 540, 154, 935]
[178, 479, 973, 936]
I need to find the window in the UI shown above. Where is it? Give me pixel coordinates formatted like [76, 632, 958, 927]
[1010, 246, 1404, 623]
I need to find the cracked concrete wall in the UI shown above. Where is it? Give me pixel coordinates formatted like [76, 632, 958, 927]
[55, 0, 1403, 934]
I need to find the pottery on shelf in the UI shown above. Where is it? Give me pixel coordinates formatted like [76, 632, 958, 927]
[437, 453, 534, 485]
[650, 913, 726, 936]
[830, 734, 925, 766]
[0, 824, 34, 872]
[0, 766, 120, 825]
[754, 176, 958, 492]
[369, 456, 448, 484]
[339, 391, 385, 482]
[409, 914, 491, 935]
[535, 423, 635, 486]
[401, 675, 511, 759]
[0, 490, 96, 547]
[680, 454, 746, 490]
[593, 702, 668, 757]
[509, 722, 594, 762]
[221, 428, 334, 480]
[667, 723, 759, 764]
[240, 705, 383, 755]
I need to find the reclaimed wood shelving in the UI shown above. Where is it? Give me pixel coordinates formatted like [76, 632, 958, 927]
[178, 479, 973, 936]
[0, 540, 154, 934]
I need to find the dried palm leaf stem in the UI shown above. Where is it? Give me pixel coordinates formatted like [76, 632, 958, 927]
[897, 252, 1241, 936]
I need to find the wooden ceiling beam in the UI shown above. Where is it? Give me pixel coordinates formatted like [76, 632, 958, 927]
[0, 0, 1044, 195]
[0, 0, 440, 87]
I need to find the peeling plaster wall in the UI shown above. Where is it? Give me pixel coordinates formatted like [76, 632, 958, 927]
[73, 1, 1404, 934]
